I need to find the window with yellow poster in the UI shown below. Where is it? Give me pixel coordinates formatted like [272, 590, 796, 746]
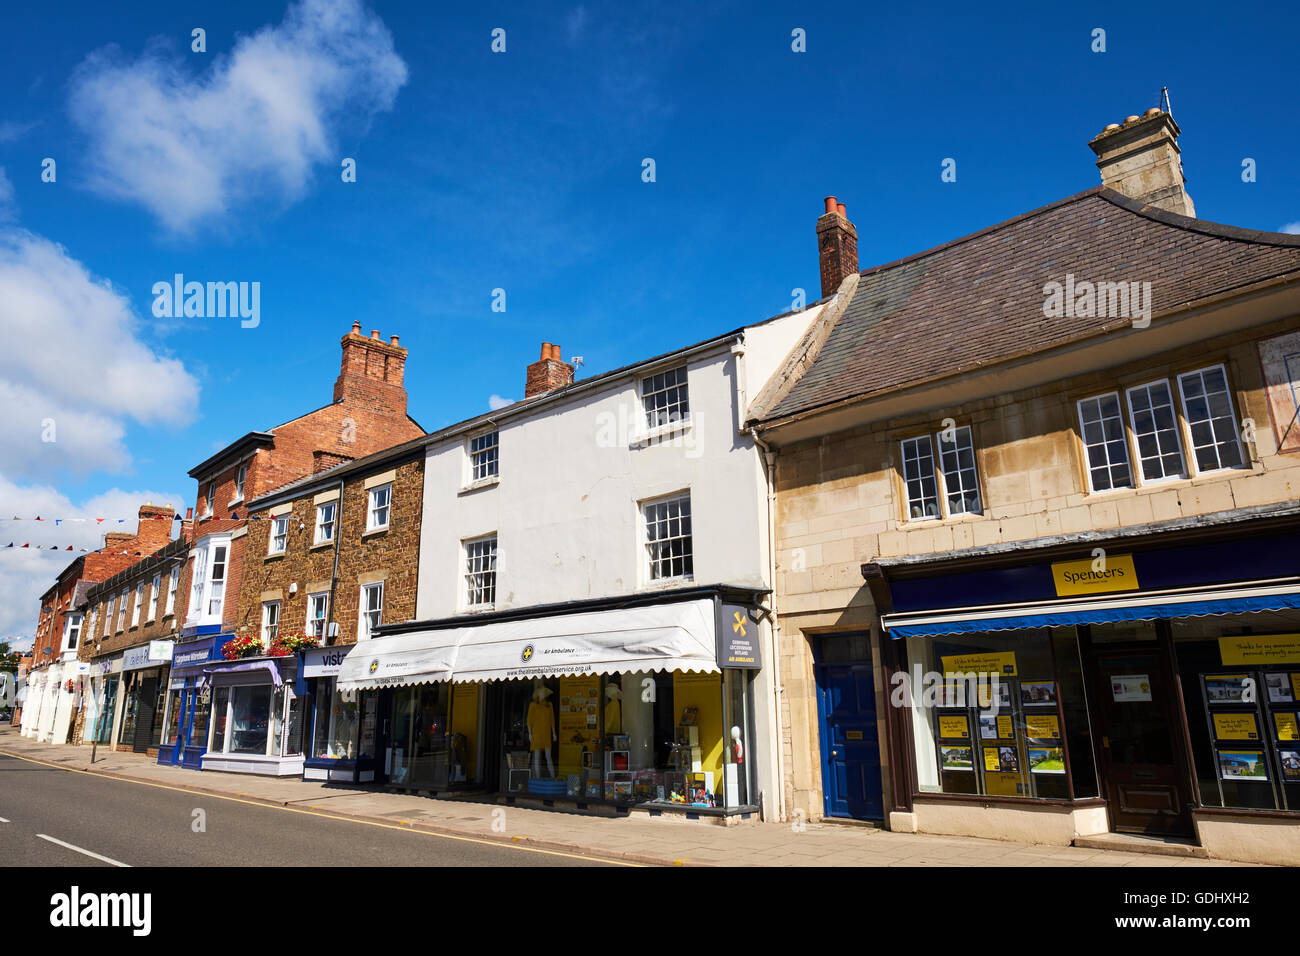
[1024, 714, 1061, 740]
[1274, 713, 1299, 743]
[1212, 713, 1260, 741]
[937, 715, 969, 739]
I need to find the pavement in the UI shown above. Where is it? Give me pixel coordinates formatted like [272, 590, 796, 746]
[0, 727, 1252, 867]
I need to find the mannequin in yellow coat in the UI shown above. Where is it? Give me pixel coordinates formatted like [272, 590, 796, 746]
[527, 685, 556, 778]
[604, 684, 622, 735]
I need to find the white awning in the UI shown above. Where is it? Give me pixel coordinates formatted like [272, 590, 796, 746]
[449, 598, 720, 683]
[338, 598, 721, 690]
[337, 629, 457, 692]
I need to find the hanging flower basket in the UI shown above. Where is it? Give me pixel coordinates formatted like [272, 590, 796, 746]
[269, 631, 320, 657]
[222, 635, 264, 660]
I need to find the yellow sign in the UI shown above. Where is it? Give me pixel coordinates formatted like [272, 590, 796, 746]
[938, 716, 969, 739]
[940, 652, 1018, 678]
[1213, 713, 1260, 741]
[983, 747, 1001, 772]
[1293, 675, 1300, 701]
[996, 715, 1014, 739]
[1050, 554, 1139, 596]
[846, 730, 863, 740]
[1219, 635, 1300, 666]
[1025, 715, 1061, 739]
[1275, 713, 1299, 742]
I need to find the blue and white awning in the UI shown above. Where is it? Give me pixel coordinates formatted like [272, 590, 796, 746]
[882, 579, 1300, 639]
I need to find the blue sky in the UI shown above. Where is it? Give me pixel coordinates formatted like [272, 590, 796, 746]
[1, 0, 1297, 640]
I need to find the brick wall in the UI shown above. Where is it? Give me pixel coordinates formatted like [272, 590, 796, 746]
[235, 456, 424, 647]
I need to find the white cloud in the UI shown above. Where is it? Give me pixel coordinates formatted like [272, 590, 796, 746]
[0, 167, 14, 221]
[1281, 222, 1300, 235]
[0, 227, 200, 478]
[488, 394, 514, 411]
[68, 0, 407, 233]
[0, 476, 186, 639]
[565, 7, 588, 44]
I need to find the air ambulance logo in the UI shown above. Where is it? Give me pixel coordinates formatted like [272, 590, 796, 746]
[732, 611, 747, 637]
[369, 659, 379, 674]
[521, 644, 534, 663]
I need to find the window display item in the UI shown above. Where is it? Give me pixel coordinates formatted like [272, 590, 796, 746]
[604, 684, 622, 734]
[526, 685, 556, 778]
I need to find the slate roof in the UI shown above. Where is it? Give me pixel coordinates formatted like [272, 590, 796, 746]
[762, 187, 1300, 422]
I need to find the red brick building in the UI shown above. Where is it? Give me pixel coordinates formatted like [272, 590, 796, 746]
[20, 503, 176, 745]
[169, 323, 424, 774]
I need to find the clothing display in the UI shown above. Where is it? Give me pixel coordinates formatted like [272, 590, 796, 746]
[604, 698, 622, 734]
[527, 700, 555, 750]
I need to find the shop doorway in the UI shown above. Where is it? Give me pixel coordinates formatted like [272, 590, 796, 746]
[131, 676, 159, 753]
[1090, 649, 1194, 835]
[814, 633, 883, 821]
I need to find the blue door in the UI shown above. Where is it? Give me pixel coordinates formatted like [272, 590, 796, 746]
[817, 662, 883, 820]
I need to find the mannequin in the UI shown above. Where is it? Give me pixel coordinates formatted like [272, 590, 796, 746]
[604, 684, 622, 735]
[526, 685, 556, 777]
[730, 725, 744, 763]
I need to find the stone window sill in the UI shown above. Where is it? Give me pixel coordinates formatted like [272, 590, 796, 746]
[459, 476, 500, 495]
[362, 526, 390, 539]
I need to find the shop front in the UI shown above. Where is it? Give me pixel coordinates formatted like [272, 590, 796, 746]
[82, 655, 124, 747]
[339, 587, 766, 820]
[159, 636, 222, 768]
[868, 514, 1300, 864]
[116, 642, 173, 755]
[198, 656, 305, 776]
[299, 644, 381, 784]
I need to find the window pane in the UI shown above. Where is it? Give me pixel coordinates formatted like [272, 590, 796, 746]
[641, 366, 691, 428]
[1177, 367, 1243, 473]
[936, 426, 982, 515]
[644, 494, 693, 580]
[1126, 382, 1184, 481]
[900, 436, 939, 518]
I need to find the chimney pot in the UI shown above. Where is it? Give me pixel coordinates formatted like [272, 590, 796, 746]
[351, 321, 361, 335]
[186, 507, 193, 520]
[1089, 108, 1195, 217]
[370, 329, 381, 340]
[390, 334, 399, 346]
[816, 194, 859, 299]
[1144, 107, 1162, 117]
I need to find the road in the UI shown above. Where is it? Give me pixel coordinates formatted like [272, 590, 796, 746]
[0, 752, 619, 867]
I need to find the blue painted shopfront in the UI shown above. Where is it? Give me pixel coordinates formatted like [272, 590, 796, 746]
[158, 630, 224, 769]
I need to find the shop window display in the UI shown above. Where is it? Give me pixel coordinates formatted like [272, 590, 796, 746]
[390, 684, 453, 789]
[313, 679, 361, 760]
[229, 686, 273, 754]
[1173, 611, 1300, 813]
[162, 689, 184, 747]
[908, 628, 1092, 800]
[95, 676, 119, 744]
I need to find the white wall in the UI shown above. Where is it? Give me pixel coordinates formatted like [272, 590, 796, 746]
[416, 322, 808, 619]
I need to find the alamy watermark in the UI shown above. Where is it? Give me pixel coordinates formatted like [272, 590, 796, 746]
[1042, 273, 1151, 328]
[152, 274, 260, 328]
[890, 667, 1006, 714]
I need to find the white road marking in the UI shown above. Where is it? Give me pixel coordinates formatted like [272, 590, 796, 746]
[0, 816, 9, 823]
[36, 834, 129, 867]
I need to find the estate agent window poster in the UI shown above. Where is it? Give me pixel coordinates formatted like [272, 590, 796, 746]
[1280, 750, 1300, 782]
[1024, 714, 1061, 740]
[940, 746, 974, 771]
[1274, 713, 1299, 742]
[938, 715, 970, 739]
[1021, 681, 1056, 704]
[1265, 672, 1294, 703]
[984, 745, 1019, 773]
[1027, 747, 1065, 774]
[1204, 674, 1252, 704]
[1212, 713, 1261, 741]
[1111, 674, 1152, 702]
[1217, 750, 1269, 782]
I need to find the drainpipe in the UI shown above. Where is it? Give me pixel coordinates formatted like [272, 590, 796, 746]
[325, 477, 346, 648]
[749, 426, 788, 825]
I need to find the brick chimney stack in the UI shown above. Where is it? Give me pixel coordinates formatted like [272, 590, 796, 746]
[1089, 108, 1195, 217]
[135, 502, 175, 552]
[525, 343, 575, 398]
[816, 196, 859, 299]
[334, 321, 409, 414]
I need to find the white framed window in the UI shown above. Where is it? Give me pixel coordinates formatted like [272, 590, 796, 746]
[262, 601, 280, 645]
[307, 592, 329, 638]
[464, 536, 498, 608]
[469, 431, 499, 481]
[234, 464, 247, 501]
[1077, 392, 1133, 492]
[1177, 365, 1245, 474]
[104, 597, 115, 636]
[117, 589, 128, 631]
[131, 584, 144, 627]
[1126, 380, 1186, 483]
[640, 365, 691, 429]
[204, 481, 216, 517]
[367, 483, 392, 531]
[269, 515, 289, 554]
[208, 545, 227, 618]
[87, 607, 97, 643]
[148, 573, 161, 620]
[642, 492, 693, 582]
[165, 566, 179, 617]
[315, 503, 336, 544]
[63, 613, 83, 654]
[187, 537, 230, 627]
[935, 426, 982, 517]
[359, 582, 384, 640]
[900, 436, 940, 520]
